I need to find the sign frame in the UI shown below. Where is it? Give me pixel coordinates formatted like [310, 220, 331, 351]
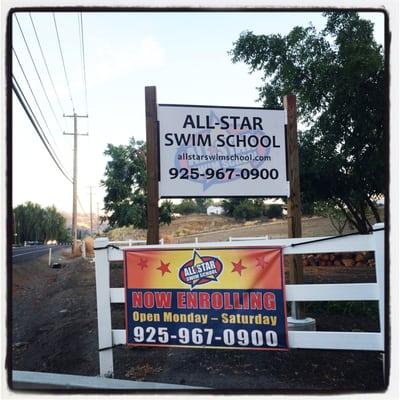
[157, 103, 289, 199]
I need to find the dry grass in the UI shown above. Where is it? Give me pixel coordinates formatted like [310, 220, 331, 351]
[162, 214, 244, 237]
[106, 214, 248, 243]
[105, 207, 386, 244]
[83, 236, 95, 257]
[107, 226, 146, 241]
[105, 214, 350, 244]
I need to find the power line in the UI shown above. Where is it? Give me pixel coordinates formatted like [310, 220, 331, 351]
[13, 74, 50, 148]
[12, 75, 73, 184]
[52, 12, 75, 112]
[29, 12, 66, 119]
[12, 74, 48, 147]
[78, 13, 88, 114]
[14, 14, 64, 134]
[12, 47, 66, 168]
[77, 195, 89, 217]
[13, 74, 72, 181]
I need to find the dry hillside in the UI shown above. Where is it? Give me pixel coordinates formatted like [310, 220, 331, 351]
[106, 214, 358, 243]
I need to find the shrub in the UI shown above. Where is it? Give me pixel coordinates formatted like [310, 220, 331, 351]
[232, 199, 263, 220]
[174, 199, 197, 215]
[265, 204, 283, 219]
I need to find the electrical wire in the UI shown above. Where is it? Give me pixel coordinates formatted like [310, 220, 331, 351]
[13, 48, 51, 141]
[12, 47, 66, 168]
[78, 13, 88, 115]
[13, 74, 49, 149]
[12, 75, 73, 184]
[29, 13, 66, 119]
[12, 74, 72, 181]
[52, 12, 75, 112]
[14, 14, 64, 134]
[77, 195, 89, 217]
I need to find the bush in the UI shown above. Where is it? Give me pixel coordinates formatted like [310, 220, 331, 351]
[314, 200, 347, 234]
[231, 199, 264, 220]
[265, 204, 283, 219]
[301, 201, 315, 216]
[174, 199, 197, 215]
[159, 200, 173, 225]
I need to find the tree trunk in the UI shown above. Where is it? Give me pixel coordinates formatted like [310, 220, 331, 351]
[366, 196, 381, 223]
[358, 200, 372, 232]
[341, 199, 370, 234]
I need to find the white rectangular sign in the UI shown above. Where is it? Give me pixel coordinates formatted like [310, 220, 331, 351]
[157, 105, 289, 197]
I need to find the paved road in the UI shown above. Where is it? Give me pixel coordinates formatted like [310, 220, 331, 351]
[12, 245, 70, 264]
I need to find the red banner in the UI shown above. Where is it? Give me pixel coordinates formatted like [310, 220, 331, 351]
[124, 246, 288, 350]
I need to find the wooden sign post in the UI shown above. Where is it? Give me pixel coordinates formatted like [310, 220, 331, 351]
[284, 94, 304, 319]
[145, 86, 160, 245]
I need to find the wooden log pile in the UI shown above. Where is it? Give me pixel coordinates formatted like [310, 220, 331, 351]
[301, 252, 375, 268]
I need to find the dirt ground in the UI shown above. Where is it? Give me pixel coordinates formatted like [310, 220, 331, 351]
[10, 244, 385, 393]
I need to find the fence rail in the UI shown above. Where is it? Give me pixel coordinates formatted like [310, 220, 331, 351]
[12, 370, 205, 390]
[94, 223, 384, 378]
[229, 235, 269, 241]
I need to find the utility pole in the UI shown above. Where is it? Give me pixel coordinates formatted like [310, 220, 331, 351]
[64, 111, 88, 254]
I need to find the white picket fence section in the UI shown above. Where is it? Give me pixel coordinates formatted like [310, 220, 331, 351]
[94, 223, 384, 378]
[229, 235, 269, 241]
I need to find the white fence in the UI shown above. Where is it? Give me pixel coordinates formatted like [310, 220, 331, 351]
[229, 235, 269, 241]
[94, 223, 384, 378]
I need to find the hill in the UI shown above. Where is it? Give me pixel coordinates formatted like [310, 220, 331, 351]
[106, 214, 357, 243]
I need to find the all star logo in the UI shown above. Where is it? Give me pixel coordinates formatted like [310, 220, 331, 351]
[178, 250, 223, 288]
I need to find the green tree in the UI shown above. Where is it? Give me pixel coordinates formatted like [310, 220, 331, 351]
[222, 198, 265, 220]
[174, 199, 197, 215]
[221, 198, 242, 217]
[230, 12, 384, 233]
[265, 204, 283, 219]
[14, 202, 68, 243]
[173, 198, 212, 214]
[159, 200, 173, 225]
[101, 137, 172, 229]
[314, 200, 348, 234]
[194, 198, 213, 213]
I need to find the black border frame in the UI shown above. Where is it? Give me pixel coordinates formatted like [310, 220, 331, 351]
[6, 5, 391, 396]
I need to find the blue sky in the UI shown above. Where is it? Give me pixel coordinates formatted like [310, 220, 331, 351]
[12, 10, 385, 215]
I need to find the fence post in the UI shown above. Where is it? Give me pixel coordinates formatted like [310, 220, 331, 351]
[94, 237, 114, 377]
[284, 94, 304, 320]
[372, 223, 385, 346]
